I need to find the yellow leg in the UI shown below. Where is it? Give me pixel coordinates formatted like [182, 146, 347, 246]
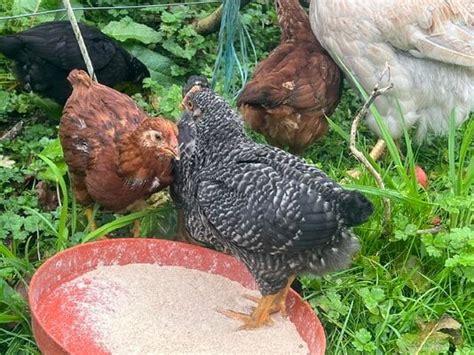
[85, 207, 97, 231]
[369, 139, 387, 161]
[218, 293, 279, 330]
[274, 275, 296, 317]
[243, 275, 296, 317]
[133, 219, 141, 238]
[347, 139, 387, 179]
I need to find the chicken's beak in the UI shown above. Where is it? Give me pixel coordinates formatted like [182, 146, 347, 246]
[161, 147, 180, 161]
[187, 85, 202, 95]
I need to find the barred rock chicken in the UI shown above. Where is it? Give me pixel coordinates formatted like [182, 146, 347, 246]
[174, 77, 373, 329]
[237, 0, 342, 155]
[310, 0, 473, 160]
[0, 21, 149, 105]
[59, 70, 178, 236]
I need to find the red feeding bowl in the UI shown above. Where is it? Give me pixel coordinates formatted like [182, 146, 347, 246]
[29, 238, 326, 354]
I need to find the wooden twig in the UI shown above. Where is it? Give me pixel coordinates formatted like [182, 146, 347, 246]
[0, 121, 24, 141]
[346, 138, 386, 179]
[193, 0, 252, 35]
[350, 64, 393, 225]
[193, 4, 224, 34]
[416, 225, 444, 235]
[62, 0, 97, 82]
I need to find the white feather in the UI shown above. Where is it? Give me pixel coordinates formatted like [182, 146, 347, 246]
[310, 0, 473, 142]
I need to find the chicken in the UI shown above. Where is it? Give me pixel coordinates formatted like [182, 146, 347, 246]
[59, 69, 178, 236]
[0, 21, 150, 105]
[309, 0, 473, 160]
[237, 0, 342, 155]
[173, 76, 373, 329]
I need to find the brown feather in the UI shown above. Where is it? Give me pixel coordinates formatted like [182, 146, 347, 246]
[238, 0, 342, 154]
[59, 69, 178, 213]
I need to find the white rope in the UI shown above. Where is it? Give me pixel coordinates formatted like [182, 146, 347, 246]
[0, 1, 221, 21]
[62, 0, 97, 82]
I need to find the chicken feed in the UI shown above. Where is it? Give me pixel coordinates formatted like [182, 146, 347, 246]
[53, 264, 310, 354]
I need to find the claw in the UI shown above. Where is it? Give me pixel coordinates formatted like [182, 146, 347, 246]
[242, 294, 261, 303]
[217, 294, 279, 329]
[242, 293, 288, 316]
[218, 276, 297, 329]
[217, 308, 273, 329]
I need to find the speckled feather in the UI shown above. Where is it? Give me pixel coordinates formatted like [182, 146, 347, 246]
[174, 87, 373, 295]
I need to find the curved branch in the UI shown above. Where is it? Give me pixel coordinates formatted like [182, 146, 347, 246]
[349, 64, 393, 226]
[193, 0, 252, 35]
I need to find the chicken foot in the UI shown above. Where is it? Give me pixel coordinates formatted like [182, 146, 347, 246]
[85, 207, 97, 231]
[85, 207, 109, 240]
[218, 293, 279, 330]
[218, 275, 296, 329]
[132, 220, 141, 238]
[242, 275, 296, 318]
[368, 139, 387, 162]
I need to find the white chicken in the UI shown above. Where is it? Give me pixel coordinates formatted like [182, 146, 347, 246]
[310, 0, 473, 159]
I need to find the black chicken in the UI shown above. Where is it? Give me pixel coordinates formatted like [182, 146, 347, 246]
[0, 21, 149, 105]
[173, 77, 373, 329]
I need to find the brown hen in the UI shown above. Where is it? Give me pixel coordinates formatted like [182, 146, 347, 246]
[59, 69, 178, 236]
[237, 0, 342, 155]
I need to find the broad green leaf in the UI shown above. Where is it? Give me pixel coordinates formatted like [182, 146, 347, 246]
[54, 0, 84, 21]
[311, 289, 349, 320]
[124, 44, 176, 86]
[38, 139, 67, 181]
[102, 17, 161, 45]
[12, 0, 40, 15]
[162, 39, 197, 60]
[352, 328, 376, 352]
[12, 0, 56, 23]
[356, 287, 385, 315]
[39, 138, 63, 161]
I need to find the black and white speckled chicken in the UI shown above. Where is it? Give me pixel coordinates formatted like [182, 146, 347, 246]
[173, 76, 373, 329]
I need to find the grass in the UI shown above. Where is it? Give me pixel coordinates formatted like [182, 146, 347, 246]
[299, 85, 473, 353]
[0, 1, 473, 353]
[1, 88, 472, 354]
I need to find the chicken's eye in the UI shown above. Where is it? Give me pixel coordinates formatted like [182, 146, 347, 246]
[153, 132, 162, 141]
[185, 99, 194, 111]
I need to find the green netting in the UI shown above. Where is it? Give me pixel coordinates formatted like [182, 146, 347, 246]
[211, 0, 256, 97]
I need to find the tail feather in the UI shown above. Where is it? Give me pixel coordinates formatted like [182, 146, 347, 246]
[339, 190, 373, 226]
[0, 35, 22, 58]
[67, 69, 93, 88]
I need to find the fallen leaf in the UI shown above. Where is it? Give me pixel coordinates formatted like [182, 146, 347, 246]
[413, 314, 462, 354]
[0, 155, 15, 168]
